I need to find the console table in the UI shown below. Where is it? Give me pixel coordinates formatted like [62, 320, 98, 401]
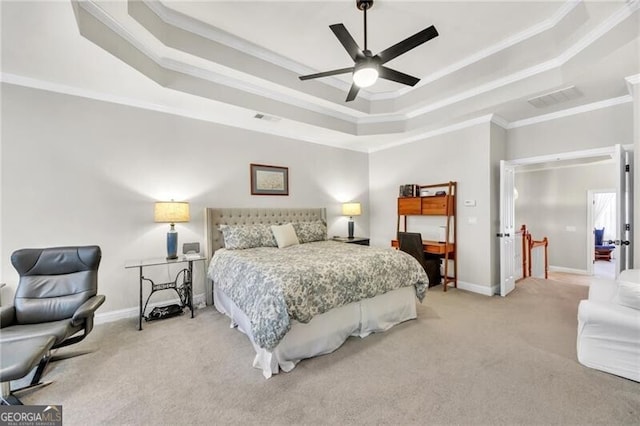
[125, 255, 206, 330]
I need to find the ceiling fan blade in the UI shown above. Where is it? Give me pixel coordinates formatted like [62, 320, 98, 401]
[376, 25, 438, 64]
[345, 83, 360, 102]
[329, 23, 363, 62]
[379, 66, 420, 86]
[299, 67, 354, 80]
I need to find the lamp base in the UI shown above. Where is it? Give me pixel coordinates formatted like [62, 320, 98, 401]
[167, 224, 178, 260]
[348, 220, 355, 239]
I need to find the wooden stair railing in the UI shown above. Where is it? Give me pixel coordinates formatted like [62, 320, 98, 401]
[518, 224, 549, 280]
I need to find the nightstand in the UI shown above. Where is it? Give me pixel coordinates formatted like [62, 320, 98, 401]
[331, 237, 370, 246]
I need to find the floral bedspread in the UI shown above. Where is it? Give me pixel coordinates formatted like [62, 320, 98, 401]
[207, 241, 428, 350]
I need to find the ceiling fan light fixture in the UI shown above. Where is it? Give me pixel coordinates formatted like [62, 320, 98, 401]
[353, 66, 378, 88]
[298, 0, 437, 101]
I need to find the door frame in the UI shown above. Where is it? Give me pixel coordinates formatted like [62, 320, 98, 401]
[501, 145, 632, 287]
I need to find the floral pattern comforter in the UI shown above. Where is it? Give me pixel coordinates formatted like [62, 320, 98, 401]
[208, 241, 428, 350]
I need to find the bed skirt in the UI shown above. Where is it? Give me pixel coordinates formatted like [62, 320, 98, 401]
[213, 284, 418, 378]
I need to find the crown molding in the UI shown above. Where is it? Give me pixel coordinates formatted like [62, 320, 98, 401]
[400, 0, 638, 121]
[368, 0, 582, 101]
[143, 0, 364, 98]
[160, 57, 367, 123]
[490, 114, 510, 129]
[148, 0, 581, 103]
[76, 0, 638, 134]
[557, 0, 639, 65]
[626, 73, 640, 94]
[367, 114, 495, 153]
[626, 74, 640, 85]
[78, 1, 368, 124]
[507, 95, 632, 129]
[0, 72, 368, 152]
[4, 71, 631, 156]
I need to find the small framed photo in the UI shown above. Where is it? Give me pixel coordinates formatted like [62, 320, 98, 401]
[250, 163, 289, 196]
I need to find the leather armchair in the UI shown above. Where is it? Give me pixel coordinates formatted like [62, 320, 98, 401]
[0, 246, 105, 385]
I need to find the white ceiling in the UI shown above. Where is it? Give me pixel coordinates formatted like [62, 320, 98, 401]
[1, 1, 639, 152]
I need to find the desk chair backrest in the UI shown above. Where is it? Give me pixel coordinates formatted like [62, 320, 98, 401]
[398, 232, 426, 269]
[11, 246, 101, 324]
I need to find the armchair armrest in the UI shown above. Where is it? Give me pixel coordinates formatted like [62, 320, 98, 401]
[578, 299, 640, 336]
[1, 305, 16, 328]
[71, 295, 105, 327]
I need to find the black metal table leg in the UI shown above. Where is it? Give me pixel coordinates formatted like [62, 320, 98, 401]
[138, 266, 143, 331]
[189, 260, 194, 318]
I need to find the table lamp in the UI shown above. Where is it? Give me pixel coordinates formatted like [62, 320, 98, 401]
[154, 200, 190, 259]
[342, 202, 361, 239]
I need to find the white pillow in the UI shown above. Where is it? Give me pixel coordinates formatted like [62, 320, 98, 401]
[615, 280, 640, 310]
[271, 223, 299, 249]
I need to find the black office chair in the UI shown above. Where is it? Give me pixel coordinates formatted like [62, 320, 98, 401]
[398, 232, 441, 287]
[0, 246, 105, 389]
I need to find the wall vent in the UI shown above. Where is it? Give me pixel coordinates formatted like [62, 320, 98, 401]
[527, 85, 582, 108]
[254, 113, 281, 122]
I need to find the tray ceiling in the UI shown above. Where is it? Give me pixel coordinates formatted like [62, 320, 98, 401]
[1, 1, 639, 152]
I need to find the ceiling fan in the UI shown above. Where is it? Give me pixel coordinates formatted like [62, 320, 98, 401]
[299, 0, 438, 102]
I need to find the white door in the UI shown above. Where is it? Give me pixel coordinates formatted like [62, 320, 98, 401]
[615, 144, 633, 276]
[500, 161, 516, 296]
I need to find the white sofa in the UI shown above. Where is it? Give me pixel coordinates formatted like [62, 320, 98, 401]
[577, 270, 640, 382]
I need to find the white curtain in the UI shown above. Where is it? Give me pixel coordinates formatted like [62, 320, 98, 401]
[594, 193, 616, 242]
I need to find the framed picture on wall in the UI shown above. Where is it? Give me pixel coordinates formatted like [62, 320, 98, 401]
[250, 163, 289, 196]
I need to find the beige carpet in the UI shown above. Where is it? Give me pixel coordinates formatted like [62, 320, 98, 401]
[20, 277, 640, 425]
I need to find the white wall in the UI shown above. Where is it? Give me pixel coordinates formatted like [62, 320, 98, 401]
[507, 102, 633, 160]
[515, 163, 617, 272]
[1, 84, 636, 313]
[0, 83, 369, 317]
[369, 122, 494, 293]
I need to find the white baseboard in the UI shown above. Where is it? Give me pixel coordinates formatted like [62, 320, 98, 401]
[448, 280, 495, 296]
[548, 265, 589, 275]
[95, 292, 207, 325]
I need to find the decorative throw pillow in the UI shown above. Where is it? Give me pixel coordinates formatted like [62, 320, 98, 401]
[271, 223, 299, 248]
[293, 220, 327, 243]
[615, 280, 640, 310]
[220, 224, 277, 249]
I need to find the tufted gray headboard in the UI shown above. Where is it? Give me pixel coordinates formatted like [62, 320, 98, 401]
[204, 207, 326, 260]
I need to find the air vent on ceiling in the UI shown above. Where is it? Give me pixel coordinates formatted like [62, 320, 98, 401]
[527, 86, 582, 108]
[254, 113, 281, 123]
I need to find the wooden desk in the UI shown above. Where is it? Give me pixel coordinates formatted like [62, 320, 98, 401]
[391, 239, 457, 290]
[390, 239, 454, 255]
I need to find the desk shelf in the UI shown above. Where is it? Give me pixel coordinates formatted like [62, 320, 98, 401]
[395, 181, 457, 291]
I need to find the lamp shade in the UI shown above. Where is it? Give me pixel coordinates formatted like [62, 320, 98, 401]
[154, 201, 190, 223]
[342, 202, 362, 216]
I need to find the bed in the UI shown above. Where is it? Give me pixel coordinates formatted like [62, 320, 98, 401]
[205, 207, 428, 378]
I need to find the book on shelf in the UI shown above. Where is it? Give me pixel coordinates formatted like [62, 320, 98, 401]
[399, 184, 420, 197]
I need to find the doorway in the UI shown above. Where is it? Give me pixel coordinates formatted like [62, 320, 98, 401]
[499, 145, 632, 296]
[589, 190, 616, 279]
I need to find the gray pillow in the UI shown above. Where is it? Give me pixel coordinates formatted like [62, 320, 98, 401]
[219, 224, 277, 249]
[293, 220, 327, 243]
